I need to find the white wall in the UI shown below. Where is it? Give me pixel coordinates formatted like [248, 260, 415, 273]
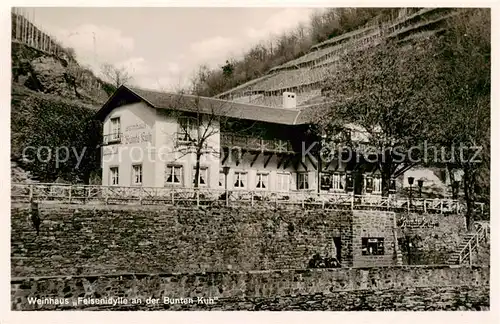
[101, 102, 157, 187]
[152, 110, 221, 188]
[221, 150, 319, 192]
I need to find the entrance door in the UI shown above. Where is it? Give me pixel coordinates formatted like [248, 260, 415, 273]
[354, 172, 363, 195]
[333, 237, 342, 261]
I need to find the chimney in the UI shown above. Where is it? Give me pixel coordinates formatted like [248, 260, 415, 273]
[283, 92, 297, 109]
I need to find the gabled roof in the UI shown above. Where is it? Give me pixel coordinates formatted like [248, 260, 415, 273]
[96, 85, 329, 125]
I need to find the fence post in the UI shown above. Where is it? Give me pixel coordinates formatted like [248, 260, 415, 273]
[350, 195, 354, 210]
[476, 231, 479, 251]
[68, 185, 72, 204]
[139, 187, 143, 205]
[29, 184, 33, 201]
[407, 198, 410, 212]
[251, 191, 254, 207]
[423, 199, 427, 214]
[196, 189, 200, 208]
[469, 241, 472, 266]
[440, 201, 444, 214]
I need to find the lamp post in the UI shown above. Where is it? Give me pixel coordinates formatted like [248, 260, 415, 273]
[452, 180, 459, 200]
[408, 176, 414, 210]
[417, 179, 424, 198]
[223, 166, 230, 207]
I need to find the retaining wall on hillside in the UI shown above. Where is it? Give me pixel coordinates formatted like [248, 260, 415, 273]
[11, 204, 354, 277]
[396, 213, 488, 265]
[12, 203, 485, 277]
[11, 266, 489, 311]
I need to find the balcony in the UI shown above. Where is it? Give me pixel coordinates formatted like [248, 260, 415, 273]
[175, 131, 192, 146]
[221, 133, 296, 154]
[102, 133, 122, 145]
[174, 132, 210, 151]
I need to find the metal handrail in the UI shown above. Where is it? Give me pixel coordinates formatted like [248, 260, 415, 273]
[458, 222, 488, 265]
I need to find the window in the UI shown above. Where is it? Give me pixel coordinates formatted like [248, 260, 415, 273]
[110, 117, 121, 141]
[132, 164, 142, 185]
[332, 173, 344, 191]
[178, 117, 196, 142]
[165, 165, 182, 185]
[362, 238, 385, 255]
[320, 173, 332, 191]
[373, 176, 382, 193]
[346, 173, 354, 192]
[255, 173, 269, 190]
[109, 167, 119, 186]
[389, 179, 397, 193]
[365, 176, 373, 193]
[297, 172, 309, 190]
[366, 175, 382, 193]
[343, 129, 352, 142]
[192, 167, 208, 186]
[234, 171, 247, 188]
[276, 173, 290, 192]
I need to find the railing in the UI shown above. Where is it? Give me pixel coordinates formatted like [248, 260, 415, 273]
[102, 133, 122, 145]
[11, 9, 67, 58]
[11, 183, 484, 213]
[458, 221, 490, 265]
[221, 134, 296, 153]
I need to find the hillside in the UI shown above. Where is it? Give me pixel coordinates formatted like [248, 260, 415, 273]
[11, 39, 109, 183]
[215, 8, 457, 107]
[12, 42, 114, 105]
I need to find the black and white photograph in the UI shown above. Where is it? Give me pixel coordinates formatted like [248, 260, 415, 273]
[3, 1, 496, 320]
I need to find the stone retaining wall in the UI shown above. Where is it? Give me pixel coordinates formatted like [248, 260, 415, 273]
[12, 203, 486, 278]
[396, 213, 489, 265]
[11, 266, 489, 311]
[11, 204, 352, 277]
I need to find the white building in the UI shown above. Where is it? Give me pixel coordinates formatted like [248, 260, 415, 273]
[96, 86, 452, 197]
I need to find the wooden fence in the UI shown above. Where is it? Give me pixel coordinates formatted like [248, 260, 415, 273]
[11, 8, 68, 58]
[11, 183, 484, 214]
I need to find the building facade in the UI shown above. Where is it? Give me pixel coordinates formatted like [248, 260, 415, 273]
[97, 86, 452, 198]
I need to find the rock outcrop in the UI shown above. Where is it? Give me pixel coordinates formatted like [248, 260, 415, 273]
[11, 42, 113, 105]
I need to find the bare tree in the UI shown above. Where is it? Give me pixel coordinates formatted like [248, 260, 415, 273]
[161, 70, 233, 189]
[161, 68, 262, 190]
[100, 63, 132, 88]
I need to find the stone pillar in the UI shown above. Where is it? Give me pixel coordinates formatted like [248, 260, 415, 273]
[340, 211, 353, 267]
[392, 212, 403, 265]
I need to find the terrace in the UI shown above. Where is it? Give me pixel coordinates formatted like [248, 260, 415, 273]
[11, 182, 485, 214]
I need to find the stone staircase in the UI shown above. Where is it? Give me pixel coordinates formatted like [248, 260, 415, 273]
[447, 221, 489, 265]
